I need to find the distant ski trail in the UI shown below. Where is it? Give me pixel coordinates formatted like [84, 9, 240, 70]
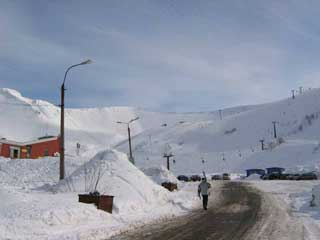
[109, 182, 304, 240]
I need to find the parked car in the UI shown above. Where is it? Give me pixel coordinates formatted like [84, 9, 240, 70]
[262, 173, 281, 180]
[190, 175, 201, 181]
[297, 172, 317, 180]
[279, 173, 291, 180]
[177, 175, 189, 182]
[222, 173, 231, 180]
[211, 174, 222, 180]
[286, 174, 300, 180]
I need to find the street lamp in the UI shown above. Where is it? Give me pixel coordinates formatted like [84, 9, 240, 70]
[117, 117, 139, 164]
[59, 59, 92, 180]
[272, 121, 278, 139]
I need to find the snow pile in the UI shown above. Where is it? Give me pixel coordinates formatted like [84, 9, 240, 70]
[312, 184, 320, 207]
[245, 173, 262, 181]
[0, 150, 201, 240]
[0, 186, 119, 240]
[53, 150, 171, 214]
[0, 156, 89, 189]
[141, 166, 178, 184]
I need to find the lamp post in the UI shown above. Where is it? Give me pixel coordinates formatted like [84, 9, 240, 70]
[60, 59, 92, 180]
[272, 121, 278, 139]
[117, 117, 139, 164]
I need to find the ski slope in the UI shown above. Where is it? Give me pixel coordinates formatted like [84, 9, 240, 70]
[0, 88, 255, 159]
[1, 87, 320, 174]
[115, 88, 320, 174]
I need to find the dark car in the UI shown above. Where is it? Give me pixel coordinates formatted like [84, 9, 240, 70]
[262, 173, 281, 180]
[279, 173, 291, 180]
[177, 175, 189, 182]
[222, 173, 231, 180]
[286, 174, 301, 180]
[211, 174, 222, 180]
[190, 175, 201, 181]
[297, 172, 317, 180]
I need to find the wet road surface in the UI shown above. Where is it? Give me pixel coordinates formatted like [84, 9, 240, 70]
[109, 182, 262, 240]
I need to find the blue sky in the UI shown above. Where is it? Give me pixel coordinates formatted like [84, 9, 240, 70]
[1, 0, 320, 112]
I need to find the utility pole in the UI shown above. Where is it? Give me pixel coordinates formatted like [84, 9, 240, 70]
[291, 89, 295, 99]
[60, 84, 65, 180]
[201, 157, 206, 172]
[272, 121, 278, 139]
[127, 125, 133, 163]
[117, 117, 139, 164]
[60, 59, 92, 180]
[259, 139, 265, 150]
[299, 87, 303, 94]
[163, 153, 174, 171]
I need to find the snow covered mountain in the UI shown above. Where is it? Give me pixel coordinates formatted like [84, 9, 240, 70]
[2, 87, 320, 175]
[115, 88, 320, 174]
[0, 88, 254, 158]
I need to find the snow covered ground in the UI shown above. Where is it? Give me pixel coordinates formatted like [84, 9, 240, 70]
[2, 87, 320, 238]
[0, 150, 201, 240]
[252, 180, 320, 239]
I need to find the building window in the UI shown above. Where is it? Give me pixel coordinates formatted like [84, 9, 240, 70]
[44, 149, 49, 157]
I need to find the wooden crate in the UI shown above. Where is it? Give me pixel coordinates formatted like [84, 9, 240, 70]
[161, 182, 178, 192]
[79, 194, 114, 213]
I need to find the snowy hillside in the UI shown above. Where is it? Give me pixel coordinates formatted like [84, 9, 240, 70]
[115, 88, 320, 174]
[0, 88, 254, 159]
[2, 87, 320, 175]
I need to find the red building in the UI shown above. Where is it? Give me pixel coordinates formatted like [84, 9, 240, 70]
[0, 136, 60, 159]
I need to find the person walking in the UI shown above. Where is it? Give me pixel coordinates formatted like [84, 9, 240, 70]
[198, 178, 211, 210]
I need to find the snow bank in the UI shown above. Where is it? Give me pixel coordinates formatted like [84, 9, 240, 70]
[312, 184, 320, 207]
[245, 173, 262, 181]
[0, 150, 201, 240]
[0, 186, 119, 240]
[253, 181, 320, 239]
[141, 166, 178, 184]
[0, 156, 88, 189]
[53, 150, 170, 214]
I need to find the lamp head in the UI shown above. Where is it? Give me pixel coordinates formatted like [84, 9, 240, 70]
[129, 117, 139, 123]
[80, 59, 93, 65]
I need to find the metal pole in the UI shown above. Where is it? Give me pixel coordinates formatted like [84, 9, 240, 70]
[60, 84, 65, 180]
[128, 125, 134, 164]
[259, 139, 265, 150]
[272, 121, 277, 139]
[163, 153, 173, 171]
[59, 59, 92, 180]
[219, 109, 222, 120]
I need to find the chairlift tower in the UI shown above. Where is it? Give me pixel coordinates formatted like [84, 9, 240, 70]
[163, 153, 174, 171]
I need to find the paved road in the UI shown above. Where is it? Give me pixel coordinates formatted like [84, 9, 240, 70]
[109, 182, 262, 240]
